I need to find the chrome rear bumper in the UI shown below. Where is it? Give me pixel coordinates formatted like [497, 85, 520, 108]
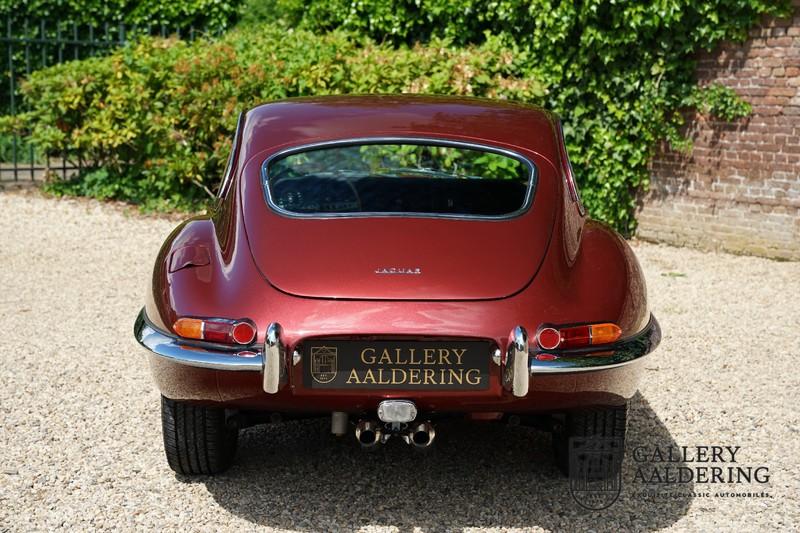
[133, 309, 272, 372]
[529, 314, 661, 373]
[135, 309, 659, 396]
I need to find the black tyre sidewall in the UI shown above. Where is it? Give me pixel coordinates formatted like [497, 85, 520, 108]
[161, 396, 238, 475]
[553, 404, 628, 476]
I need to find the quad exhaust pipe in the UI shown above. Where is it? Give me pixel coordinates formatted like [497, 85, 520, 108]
[354, 419, 435, 449]
[405, 421, 436, 449]
[355, 420, 382, 448]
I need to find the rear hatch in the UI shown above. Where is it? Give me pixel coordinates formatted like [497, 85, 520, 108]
[243, 141, 557, 300]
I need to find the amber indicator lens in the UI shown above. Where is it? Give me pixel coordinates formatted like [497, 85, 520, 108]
[536, 322, 622, 350]
[589, 323, 622, 345]
[173, 317, 256, 345]
[173, 317, 203, 339]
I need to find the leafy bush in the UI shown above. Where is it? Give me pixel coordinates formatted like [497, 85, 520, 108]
[241, 0, 789, 231]
[1, 28, 542, 211]
[238, 0, 305, 28]
[0, 1, 241, 118]
[0, 133, 43, 164]
[5, 0, 791, 229]
[1, 0, 240, 30]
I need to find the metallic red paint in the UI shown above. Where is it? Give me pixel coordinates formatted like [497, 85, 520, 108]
[142, 95, 652, 414]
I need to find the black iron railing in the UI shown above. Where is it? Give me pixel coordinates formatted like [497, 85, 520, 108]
[1, 17, 210, 183]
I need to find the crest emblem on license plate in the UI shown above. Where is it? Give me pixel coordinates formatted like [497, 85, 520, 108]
[310, 346, 337, 384]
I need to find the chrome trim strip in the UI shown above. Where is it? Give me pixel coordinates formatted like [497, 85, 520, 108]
[503, 326, 530, 397]
[529, 314, 661, 374]
[264, 322, 286, 394]
[134, 309, 263, 372]
[260, 137, 538, 221]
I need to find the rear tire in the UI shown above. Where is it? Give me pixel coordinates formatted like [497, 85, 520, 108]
[552, 404, 627, 477]
[161, 396, 238, 475]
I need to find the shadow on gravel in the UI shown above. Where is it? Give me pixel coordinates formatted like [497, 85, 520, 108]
[198, 393, 692, 531]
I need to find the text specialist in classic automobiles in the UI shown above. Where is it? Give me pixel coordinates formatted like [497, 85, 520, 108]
[134, 95, 661, 475]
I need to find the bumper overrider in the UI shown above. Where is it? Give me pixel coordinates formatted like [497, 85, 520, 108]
[134, 309, 660, 398]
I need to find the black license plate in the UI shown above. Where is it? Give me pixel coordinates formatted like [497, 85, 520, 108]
[303, 340, 491, 390]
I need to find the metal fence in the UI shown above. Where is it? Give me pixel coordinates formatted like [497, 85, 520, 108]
[1, 17, 208, 183]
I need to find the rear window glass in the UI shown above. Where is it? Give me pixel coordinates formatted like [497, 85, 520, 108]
[264, 142, 533, 217]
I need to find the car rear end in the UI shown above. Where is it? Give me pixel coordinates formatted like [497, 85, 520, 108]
[135, 96, 659, 475]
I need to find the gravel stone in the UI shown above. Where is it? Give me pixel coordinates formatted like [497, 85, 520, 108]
[0, 191, 798, 531]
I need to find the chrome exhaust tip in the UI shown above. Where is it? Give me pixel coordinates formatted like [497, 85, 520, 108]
[355, 420, 382, 448]
[406, 421, 436, 449]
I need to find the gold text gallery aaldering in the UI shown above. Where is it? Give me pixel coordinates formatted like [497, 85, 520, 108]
[631, 446, 770, 484]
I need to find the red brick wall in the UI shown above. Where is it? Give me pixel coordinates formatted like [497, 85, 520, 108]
[637, 2, 800, 260]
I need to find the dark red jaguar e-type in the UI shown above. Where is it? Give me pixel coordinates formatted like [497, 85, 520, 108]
[134, 95, 660, 475]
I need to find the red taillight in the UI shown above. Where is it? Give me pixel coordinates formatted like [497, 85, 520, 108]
[560, 325, 592, 349]
[231, 322, 256, 344]
[173, 317, 257, 345]
[536, 323, 621, 350]
[537, 327, 561, 350]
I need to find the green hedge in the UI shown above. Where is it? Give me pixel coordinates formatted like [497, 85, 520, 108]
[3, 0, 791, 230]
[1, 28, 542, 210]
[242, 0, 789, 232]
[1, 0, 240, 29]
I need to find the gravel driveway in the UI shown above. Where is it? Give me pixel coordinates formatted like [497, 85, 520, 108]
[1, 191, 798, 532]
